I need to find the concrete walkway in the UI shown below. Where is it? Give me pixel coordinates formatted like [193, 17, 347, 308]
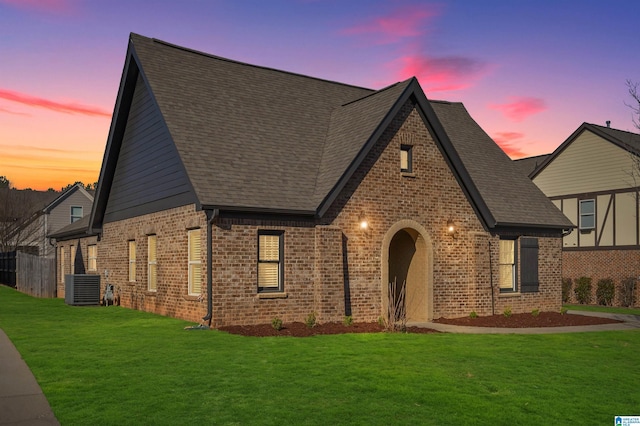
[412, 310, 640, 334]
[0, 329, 59, 425]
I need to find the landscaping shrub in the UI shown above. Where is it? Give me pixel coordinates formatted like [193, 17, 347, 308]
[531, 309, 540, 317]
[469, 311, 478, 319]
[343, 315, 353, 326]
[620, 277, 637, 307]
[503, 307, 512, 318]
[595, 278, 615, 306]
[574, 277, 592, 304]
[305, 312, 317, 328]
[562, 278, 572, 303]
[560, 307, 568, 315]
[271, 317, 283, 331]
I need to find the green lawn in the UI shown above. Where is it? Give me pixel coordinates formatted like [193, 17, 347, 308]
[1, 286, 639, 425]
[564, 304, 640, 316]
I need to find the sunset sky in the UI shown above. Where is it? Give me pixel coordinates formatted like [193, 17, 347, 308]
[1, 0, 639, 190]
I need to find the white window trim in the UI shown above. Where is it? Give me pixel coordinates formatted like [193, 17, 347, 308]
[60, 247, 65, 283]
[188, 229, 202, 295]
[88, 245, 97, 272]
[148, 235, 157, 291]
[579, 199, 595, 230]
[128, 241, 136, 282]
[70, 206, 83, 223]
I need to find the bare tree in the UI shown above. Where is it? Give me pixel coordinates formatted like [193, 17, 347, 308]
[626, 80, 640, 131]
[0, 185, 50, 254]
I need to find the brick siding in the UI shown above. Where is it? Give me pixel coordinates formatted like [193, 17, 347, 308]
[61, 101, 564, 325]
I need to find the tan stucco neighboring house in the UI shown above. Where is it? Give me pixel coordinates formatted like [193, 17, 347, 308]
[525, 122, 640, 305]
[54, 33, 573, 327]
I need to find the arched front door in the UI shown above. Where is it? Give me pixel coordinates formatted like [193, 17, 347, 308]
[382, 220, 433, 322]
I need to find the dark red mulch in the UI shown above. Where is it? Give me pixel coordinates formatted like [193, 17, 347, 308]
[434, 311, 622, 328]
[217, 312, 623, 337]
[218, 321, 441, 337]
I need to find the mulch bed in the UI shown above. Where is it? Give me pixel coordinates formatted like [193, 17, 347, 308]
[433, 311, 622, 328]
[217, 312, 622, 337]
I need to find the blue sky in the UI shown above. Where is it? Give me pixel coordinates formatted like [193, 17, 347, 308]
[1, 0, 638, 189]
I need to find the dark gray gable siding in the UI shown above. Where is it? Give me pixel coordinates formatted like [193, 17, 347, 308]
[103, 74, 195, 223]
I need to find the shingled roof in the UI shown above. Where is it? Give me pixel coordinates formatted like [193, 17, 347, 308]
[531, 123, 640, 180]
[91, 33, 571, 233]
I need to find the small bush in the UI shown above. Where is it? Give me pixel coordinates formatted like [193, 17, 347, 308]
[531, 309, 540, 317]
[305, 312, 317, 328]
[562, 278, 572, 303]
[271, 317, 283, 331]
[560, 307, 568, 315]
[469, 311, 478, 319]
[574, 277, 592, 304]
[377, 316, 386, 327]
[343, 315, 353, 326]
[620, 277, 636, 307]
[596, 278, 615, 306]
[503, 307, 512, 318]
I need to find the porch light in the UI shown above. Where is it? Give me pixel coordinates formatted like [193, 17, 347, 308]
[359, 214, 369, 231]
[447, 219, 457, 237]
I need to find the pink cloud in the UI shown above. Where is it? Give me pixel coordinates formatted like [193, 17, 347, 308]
[0, 88, 110, 117]
[492, 131, 529, 158]
[0, 0, 73, 13]
[341, 4, 439, 44]
[0, 106, 30, 116]
[396, 54, 487, 92]
[489, 97, 547, 122]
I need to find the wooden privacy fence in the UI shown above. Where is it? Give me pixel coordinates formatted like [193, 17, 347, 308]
[16, 252, 55, 298]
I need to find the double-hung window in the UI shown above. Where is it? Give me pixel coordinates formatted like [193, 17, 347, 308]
[70, 245, 76, 275]
[60, 247, 65, 283]
[499, 239, 516, 292]
[128, 241, 136, 282]
[258, 231, 283, 293]
[188, 230, 202, 295]
[579, 199, 595, 230]
[148, 235, 157, 291]
[88, 245, 97, 272]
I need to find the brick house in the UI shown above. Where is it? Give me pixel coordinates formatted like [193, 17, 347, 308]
[524, 122, 640, 305]
[56, 33, 572, 326]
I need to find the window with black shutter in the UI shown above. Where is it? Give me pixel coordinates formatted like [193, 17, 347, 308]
[520, 237, 539, 293]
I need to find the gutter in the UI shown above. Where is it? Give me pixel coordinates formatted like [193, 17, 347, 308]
[202, 209, 218, 327]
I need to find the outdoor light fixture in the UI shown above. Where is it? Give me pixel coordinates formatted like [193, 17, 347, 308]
[447, 219, 457, 237]
[359, 214, 369, 231]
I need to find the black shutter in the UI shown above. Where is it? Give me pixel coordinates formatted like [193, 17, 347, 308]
[520, 237, 539, 292]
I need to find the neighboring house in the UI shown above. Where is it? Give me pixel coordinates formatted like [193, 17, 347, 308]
[0, 189, 58, 254]
[61, 33, 571, 326]
[49, 215, 99, 298]
[527, 122, 640, 305]
[37, 184, 94, 258]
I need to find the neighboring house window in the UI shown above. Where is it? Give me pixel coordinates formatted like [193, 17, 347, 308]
[579, 199, 595, 230]
[70, 206, 83, 223]
[520, 238, 539, 293]
[70, 245, 76, 275]
[400, 145, 413, 173]
[60, 247, 65, 283]
[88, 245, 97, 272]
[188, 230, 202, 295]
[499, 239, 517, 292]
[128, 241, 136, 282]
[257, 231, 283, 292]
[148, 235, 157, 291]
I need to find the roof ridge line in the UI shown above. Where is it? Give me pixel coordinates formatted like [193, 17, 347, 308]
[147, 35, 374, 92]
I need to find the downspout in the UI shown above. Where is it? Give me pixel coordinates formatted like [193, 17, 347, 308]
[202, 209, 218, 327]
[488, 238, 495, 316]
[50, 237, 57, 298]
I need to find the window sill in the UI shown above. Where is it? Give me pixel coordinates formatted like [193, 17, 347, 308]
[145, 290, 157, 296]
[498, 291, 521, 298]
[183, 294, 203, 302]
[257, 292, 288, 300]
[401, 172, 416, 178]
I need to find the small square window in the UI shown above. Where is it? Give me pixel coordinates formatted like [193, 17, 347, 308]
[400, 145, 413, 173]
[70, 206, 83, 223]
[579, 199, 595, 230]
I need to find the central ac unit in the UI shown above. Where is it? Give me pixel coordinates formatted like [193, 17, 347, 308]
[65, 274, 100, 305]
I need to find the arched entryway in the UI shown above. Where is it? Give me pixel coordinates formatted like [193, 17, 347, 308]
[381, 220, 433, 322]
